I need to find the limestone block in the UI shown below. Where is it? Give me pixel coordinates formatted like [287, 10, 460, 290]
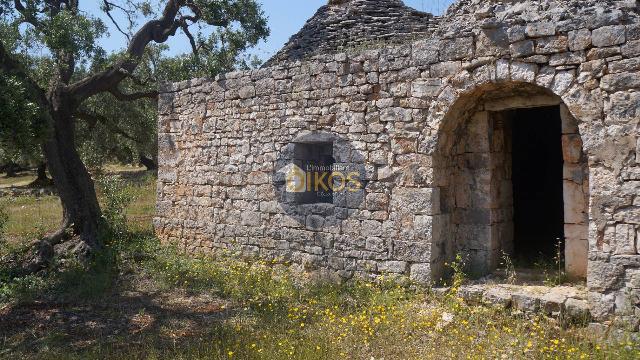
[565, 223, 588, 240]
[587, 46, 621, 60]
[622, 39, 640, 57]
[549, 51, 586, 66]
[414, 215, 433, 239]
[482, 287, 512, 308]
[361, 220, 382, 237]
[390, 187, 437, 216]
[629, 24, 640, 41]
[592, 25, 626, 47]
[507, 25, 526, 42]
[380, 107, 412, 122]
[551, 70, 575, 95]
[604, 91, 640, 123]
[391, 138, 417, 154]
[614, 223, 637, 255]
[412, 40, 440, 65]
[392, 241, 431, 262]
[510, 40, 535, 57]
[411, 79, 442, 98]
[365, 237, 385, 252]
[535, 36, 568, 54]
[496, 59, 510, 80]
[564, 298, 591, 321]
[513, 293, 541, 312]
[562, 134, 584, 163]
[568, 28, 592, 51]
[378, 260, 408, 274]
[566, 238, 588, 278]
[430, 61, 462, 78]
[510, 62, 537, 82]
[588, 291, 616, 320]
[563, 180, 586, 224]
[306, 215, 325, 230]
[610, 58, 640, 74]
[456, 224, 493, 251]
[409, 263, 431, 284]
[536, 66, 556, 87]
[578, 59, 606, 77]
[476, 28, 510, 57]
[600, 72, 640, 92]
[526, 22, 556, 37]
[440, 37, 474, 61]
[587, 261, 625, 291]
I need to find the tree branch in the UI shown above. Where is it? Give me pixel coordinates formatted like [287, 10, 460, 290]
[0, 40, 49, 110]
[75, 111, 143, 144]
[13, 0, 46, 29]
[102, 0, 132, 42]
[109, 86, 158, 101]
[181, 19, 199, 55]
[68, 0, 185, 101]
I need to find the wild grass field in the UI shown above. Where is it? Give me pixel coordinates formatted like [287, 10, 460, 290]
[0, 170, 638, 359]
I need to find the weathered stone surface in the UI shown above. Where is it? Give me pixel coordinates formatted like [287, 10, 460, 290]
[600, 72, 640, 91]
[588, 261, 625, 292]
[622, 39, 640, 57]
[536, 36, 569, 54]
[591, 25, 626, 47]
[568, 28, 592, 51]
[526, 22, 556, 37]
[409, 263, 431, 283]
[510, 62, 537, 82]
[440, 37, 474, 61]
[411, 79, 442, 98]
[510, 40, 535, 57]
[412, 40, 439, 65]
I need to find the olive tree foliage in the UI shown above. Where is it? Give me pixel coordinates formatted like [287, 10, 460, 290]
[0, 21, 46, 174]
[0, 73, 45, 170]
[0, 0, 269, 264]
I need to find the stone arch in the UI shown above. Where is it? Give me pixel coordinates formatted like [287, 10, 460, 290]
[427, 78, 592, 281]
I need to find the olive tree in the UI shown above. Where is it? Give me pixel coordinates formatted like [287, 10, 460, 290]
[0, 0, 268, 266]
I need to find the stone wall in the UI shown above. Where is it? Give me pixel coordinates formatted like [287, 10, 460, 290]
[156, 0, 640, 322]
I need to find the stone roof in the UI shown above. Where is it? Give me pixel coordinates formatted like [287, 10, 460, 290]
[265, 0, 639, 66]
[264, 0, 437, 66]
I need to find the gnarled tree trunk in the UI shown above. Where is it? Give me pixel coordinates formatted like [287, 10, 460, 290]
[139, 153, 157, 171]
[36, 162, 48, 182]
[43, 90, 102, 254]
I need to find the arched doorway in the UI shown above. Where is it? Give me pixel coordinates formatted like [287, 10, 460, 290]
[432, 83, 589, 280]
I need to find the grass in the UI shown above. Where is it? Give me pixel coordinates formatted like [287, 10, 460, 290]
[1, 196, 62, 241]
[0, 170, 638, 359]
[0, 171, 36, 188]
[1, 166, 155, 241]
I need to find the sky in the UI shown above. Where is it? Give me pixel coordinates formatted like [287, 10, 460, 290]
[83, 0, 456, 63]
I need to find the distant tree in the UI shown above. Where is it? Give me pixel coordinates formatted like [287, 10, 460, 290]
[0, 0, 269, 267]
[0, 73, 46, 177]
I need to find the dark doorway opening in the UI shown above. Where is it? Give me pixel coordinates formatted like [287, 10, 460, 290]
[511, 106, 565, 265]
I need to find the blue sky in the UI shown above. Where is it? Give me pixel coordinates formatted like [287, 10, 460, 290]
[83, 0, 455, 62]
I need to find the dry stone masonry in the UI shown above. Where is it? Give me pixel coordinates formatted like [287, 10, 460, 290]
[264, 0, 436, 66]
[156, 0, 640, 325]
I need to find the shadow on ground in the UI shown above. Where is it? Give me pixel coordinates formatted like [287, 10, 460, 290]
[0, 284, 234, 355]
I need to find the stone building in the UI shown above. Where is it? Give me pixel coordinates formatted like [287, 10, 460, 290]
[155, 0, 640, 322]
